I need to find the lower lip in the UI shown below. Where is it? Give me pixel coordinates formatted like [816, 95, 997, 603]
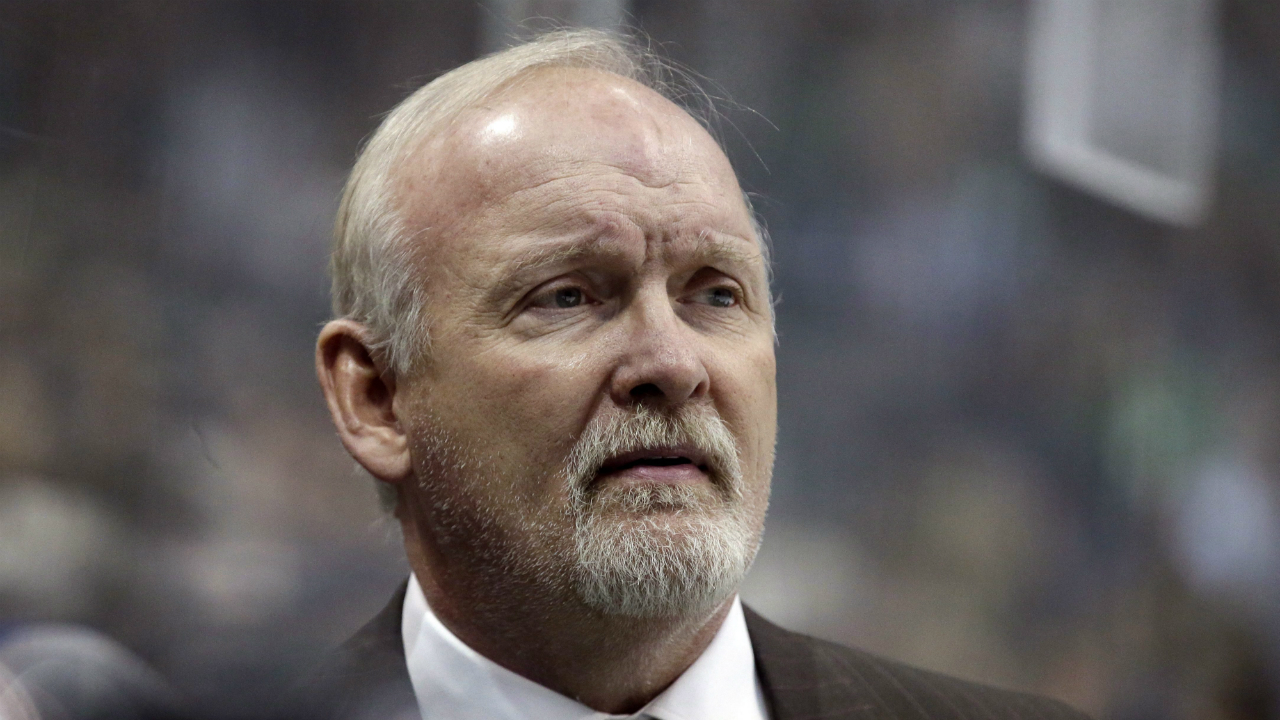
[594, 463, 710, 488]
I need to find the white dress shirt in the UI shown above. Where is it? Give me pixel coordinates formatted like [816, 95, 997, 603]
[401, 574, 769, 720]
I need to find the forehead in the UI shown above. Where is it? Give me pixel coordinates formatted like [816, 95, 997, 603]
[393, 67, 753, 251]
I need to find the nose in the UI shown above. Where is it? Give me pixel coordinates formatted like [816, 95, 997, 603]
[608, 292, 710, 409]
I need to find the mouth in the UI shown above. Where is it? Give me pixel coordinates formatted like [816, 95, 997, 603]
[593, 446, 711, 487]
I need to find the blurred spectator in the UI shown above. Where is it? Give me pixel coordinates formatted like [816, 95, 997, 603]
[0, 624, 186, 720]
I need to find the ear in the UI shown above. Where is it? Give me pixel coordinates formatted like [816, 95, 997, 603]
[316, 320, 413, 483]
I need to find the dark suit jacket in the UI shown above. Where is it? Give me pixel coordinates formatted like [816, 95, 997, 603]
[289, 583, 1091, 720]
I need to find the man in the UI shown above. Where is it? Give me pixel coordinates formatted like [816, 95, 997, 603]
[306, 29, 1089, 720]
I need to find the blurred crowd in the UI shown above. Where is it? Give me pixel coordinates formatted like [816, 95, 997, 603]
[1, 2, 1278, 719]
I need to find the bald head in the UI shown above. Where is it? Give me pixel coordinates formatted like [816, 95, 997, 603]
[394, 68, 756, 283]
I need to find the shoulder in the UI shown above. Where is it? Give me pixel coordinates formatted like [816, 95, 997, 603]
[278, 583, 418, 720]
[743, 606, 1092, 720]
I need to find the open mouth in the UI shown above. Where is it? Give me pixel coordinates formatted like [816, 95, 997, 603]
[596, 446, 710, 480]
[611, 456, 694, 470]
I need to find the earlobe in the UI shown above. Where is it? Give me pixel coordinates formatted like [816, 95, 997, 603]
[316, 320, 414, 483]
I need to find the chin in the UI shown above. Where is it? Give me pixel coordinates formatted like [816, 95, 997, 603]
[570, 500, 762, 619]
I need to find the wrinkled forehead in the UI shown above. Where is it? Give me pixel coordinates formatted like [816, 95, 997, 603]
[393, 67, 751, 237]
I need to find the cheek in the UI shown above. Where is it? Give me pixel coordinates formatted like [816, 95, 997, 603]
[478, 346, 598, 415]
[429, 342, 605, 465]
[721, 343, 777, 478]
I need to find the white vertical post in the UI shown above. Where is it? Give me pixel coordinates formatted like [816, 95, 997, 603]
[1024, 0, 1221, 225]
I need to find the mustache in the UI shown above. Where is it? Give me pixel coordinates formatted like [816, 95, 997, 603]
[563, 405, 742, 503]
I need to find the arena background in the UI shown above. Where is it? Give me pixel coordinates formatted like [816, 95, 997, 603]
[1, 2, 1278, 718]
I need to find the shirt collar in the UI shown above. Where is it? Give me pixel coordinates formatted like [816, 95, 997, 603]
[401, 574, 767, 720]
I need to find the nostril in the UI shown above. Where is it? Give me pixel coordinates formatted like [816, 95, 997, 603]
[629, 383, 663, 401]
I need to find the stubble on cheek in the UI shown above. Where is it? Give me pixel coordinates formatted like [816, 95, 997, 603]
[401, 404, 579, 598]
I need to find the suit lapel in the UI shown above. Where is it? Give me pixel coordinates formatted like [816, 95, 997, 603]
[745, 605, 883, 720]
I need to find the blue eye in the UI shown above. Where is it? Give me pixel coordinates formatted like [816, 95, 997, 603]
[553, 287, 584, 308]
[706, 287, 737, 308]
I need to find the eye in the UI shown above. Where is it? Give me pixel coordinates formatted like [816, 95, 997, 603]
[690, 285, 739, 309]
[527, 282, 594, 311]
[553, 287, 584, 308]
[705, 287, 737, 308]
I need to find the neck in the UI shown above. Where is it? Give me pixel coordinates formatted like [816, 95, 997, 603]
[401, 515, 734, 714]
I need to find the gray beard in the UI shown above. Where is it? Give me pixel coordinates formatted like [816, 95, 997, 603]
[564, 406, 762, 618]
[410, 404, 763, 621]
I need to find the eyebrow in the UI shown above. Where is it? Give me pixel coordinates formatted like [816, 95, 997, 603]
[691, 229, 764, 267]
[483, 235, 614, 304]
[509, 235, 614, 276]
[485, 229, 764, 305]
